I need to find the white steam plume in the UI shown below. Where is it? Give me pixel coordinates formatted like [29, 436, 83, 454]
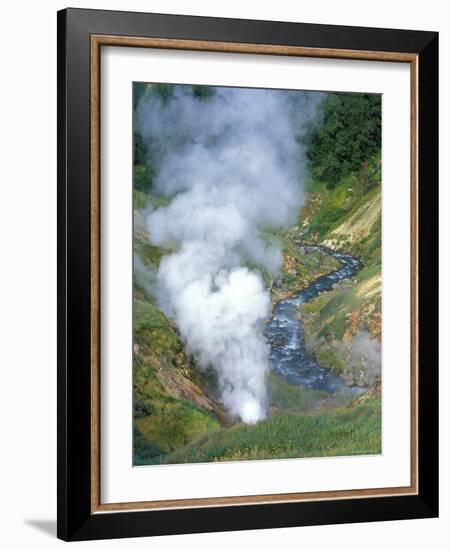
[137, 85, 322, 423]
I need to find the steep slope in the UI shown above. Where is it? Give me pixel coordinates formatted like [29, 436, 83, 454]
[133, 191, 222, 464]
[297, 180, 382, 387]
[322, 186, 381, 260]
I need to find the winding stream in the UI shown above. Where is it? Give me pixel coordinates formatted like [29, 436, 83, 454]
[265, 246, 363, 394]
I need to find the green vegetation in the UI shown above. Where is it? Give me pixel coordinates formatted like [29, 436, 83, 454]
[134, 235, 164, 270]
[164, 396, 381, 463]
[315, 348, 346, 375]
[321, 186, 381, 263]
[267, 372, 327, 413]
[135, 399, 219, 465]
[133, 299, 220, 465]
[192, 85, 215, 100]
[133, 163, 154, 193]
[269, 236, 340, 301]
[133, 84, 154, 193]
[134, 300, 177, 344]
[301, 161, 381, 246]
[301, 265, 381, 341]
[307, 93, 381, 190]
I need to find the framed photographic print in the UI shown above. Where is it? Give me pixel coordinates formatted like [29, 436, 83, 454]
[57, 8, 439, 541]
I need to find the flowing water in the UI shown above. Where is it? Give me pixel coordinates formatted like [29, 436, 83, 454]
[265, 246, 363, 394]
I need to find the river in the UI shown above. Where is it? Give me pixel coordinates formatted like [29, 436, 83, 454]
[265, 245, 364, 394]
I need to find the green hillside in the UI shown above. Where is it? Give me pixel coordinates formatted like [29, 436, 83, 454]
[164, 395, 381, 464]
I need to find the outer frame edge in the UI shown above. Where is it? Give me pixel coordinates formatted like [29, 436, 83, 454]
[56, 7, 68, 543]
[417, 32, 439, 518]
[57, 8, 439, 541]
[69, 494, 437, 542]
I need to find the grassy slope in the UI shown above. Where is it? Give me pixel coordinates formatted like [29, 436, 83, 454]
[267, 371, 328, 413]
[323, 186, 381, 265]
[134, 298, 222, 465]
[296, 156, 382, 384]
[164, 396, 381, 464]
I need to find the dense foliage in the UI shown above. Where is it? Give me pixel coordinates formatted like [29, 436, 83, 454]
[133, 83, 152, 192]
[307, 93, 381, 189]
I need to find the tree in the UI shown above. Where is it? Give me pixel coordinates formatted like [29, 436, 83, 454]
[307, 93, 381, 189]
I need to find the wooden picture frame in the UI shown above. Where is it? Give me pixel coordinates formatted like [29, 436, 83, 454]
[57, 7, 438, 541]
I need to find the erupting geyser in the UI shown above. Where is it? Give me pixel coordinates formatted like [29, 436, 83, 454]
[137, 85, 322, 423]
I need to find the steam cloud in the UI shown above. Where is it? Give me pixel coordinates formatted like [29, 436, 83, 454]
[345, 332, 381, 387]
[137, 85, 322, 423]
[305, 331, 381, 387]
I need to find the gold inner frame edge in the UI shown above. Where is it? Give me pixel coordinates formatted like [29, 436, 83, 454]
[90, 34, 419, 514]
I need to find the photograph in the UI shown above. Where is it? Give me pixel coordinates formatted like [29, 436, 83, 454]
[132, 83, 383, 466]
